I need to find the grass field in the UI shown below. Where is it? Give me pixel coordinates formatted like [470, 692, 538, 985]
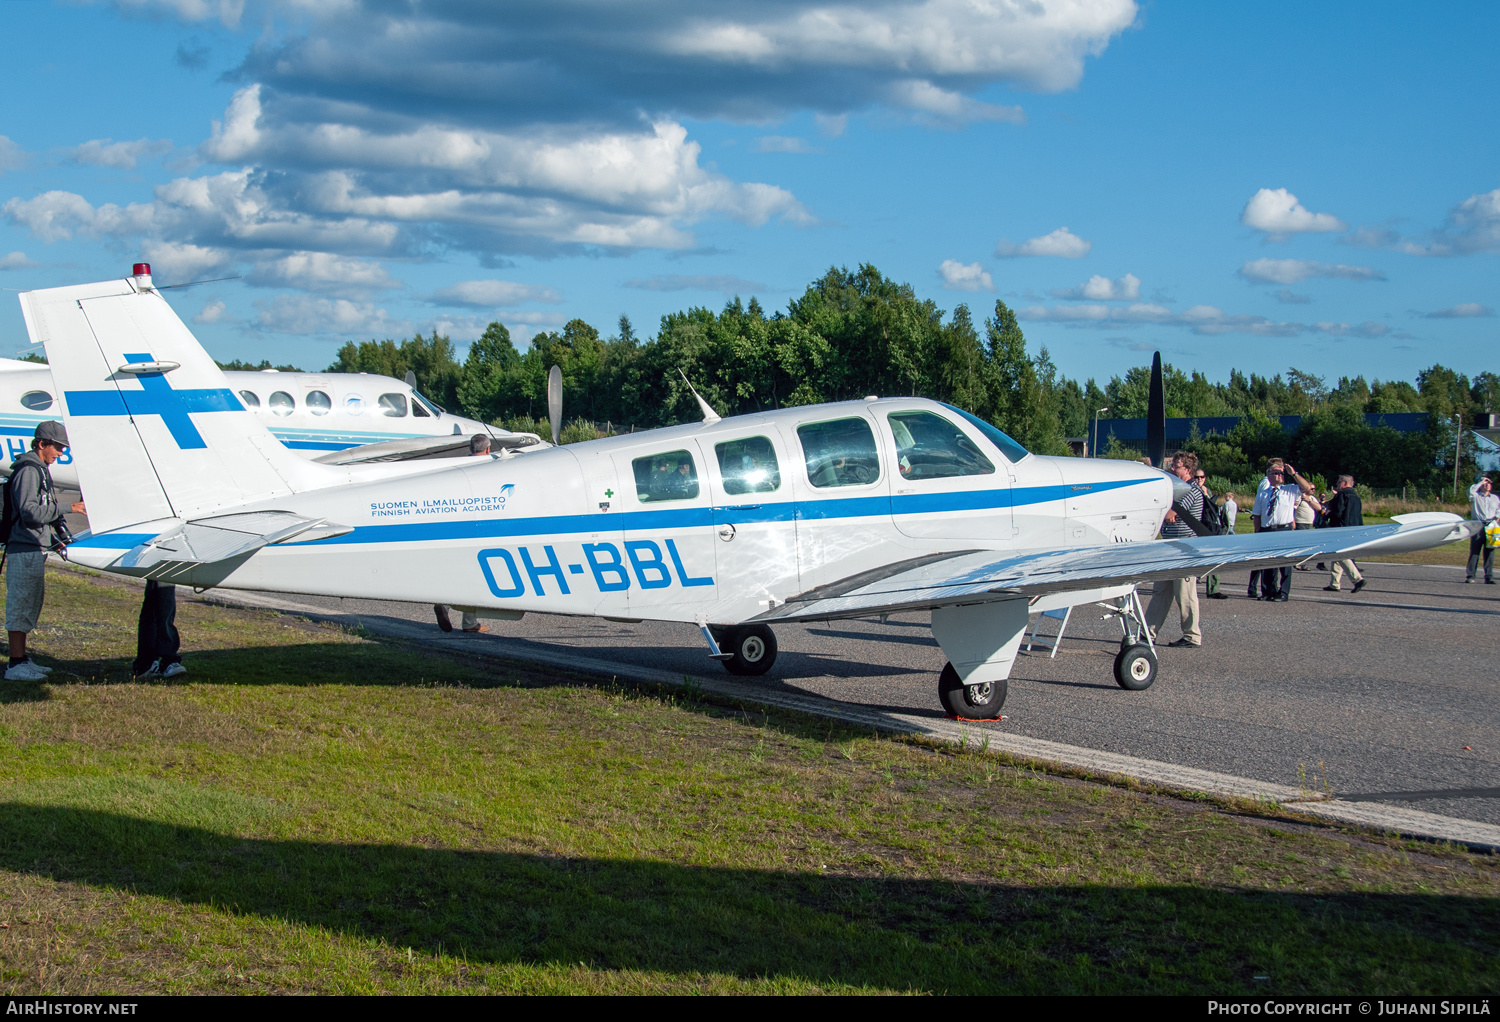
[2, 566, 1499, 995]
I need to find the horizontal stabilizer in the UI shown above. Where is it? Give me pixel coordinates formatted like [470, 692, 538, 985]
[757, 517, 1479, 623]
[311, 432, 543, 465]
[112, 510, 350, 582]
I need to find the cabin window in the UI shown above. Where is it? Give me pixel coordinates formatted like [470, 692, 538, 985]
[379, 393, 408, 417]
[715, 436, 780, 495]
[344, 394, 365, 415]
[306, 390, 332, 416]
[798, 417, 880, 488]
[942, 404, 1029, 463]
[887, 410, 995, 480]
[268, 391, 295, 417]
[20, 391, 53, 411]
[238, 390, 260, 409]
[632, 450, 699, 502]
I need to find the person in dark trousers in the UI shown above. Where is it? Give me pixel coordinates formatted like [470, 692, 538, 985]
[435, 434, 496, 633]
[133, 581, 185, 679]
[4, 421, 85, 682]
[1467, 476, 1499, 584]
[1250, 460, 1311, 601]
[1323, 475, 1367, 593]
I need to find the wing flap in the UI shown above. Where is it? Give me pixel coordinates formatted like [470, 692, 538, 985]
[757, 518, 1477, 623]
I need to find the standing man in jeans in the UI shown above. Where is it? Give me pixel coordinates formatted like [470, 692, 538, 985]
[1467, 476, 1499, 584]
[4, 421, 85, 682]
[1250, 460, 1311, 601]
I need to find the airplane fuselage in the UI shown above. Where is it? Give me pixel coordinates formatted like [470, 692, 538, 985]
[70, 397, 1173, 624]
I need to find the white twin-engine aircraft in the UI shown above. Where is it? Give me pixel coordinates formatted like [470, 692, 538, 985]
[20, 270, 1476, 717]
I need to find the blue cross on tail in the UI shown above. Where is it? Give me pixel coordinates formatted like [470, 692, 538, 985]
[64, 352, 243, 450]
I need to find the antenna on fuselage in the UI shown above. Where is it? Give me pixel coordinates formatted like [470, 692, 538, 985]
[547, 364, 563, 445]
[677, 368, 721, 425]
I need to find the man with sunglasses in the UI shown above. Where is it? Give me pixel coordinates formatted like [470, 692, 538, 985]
[4, 421, 85, 682]
[1250, 459, 1311, 601]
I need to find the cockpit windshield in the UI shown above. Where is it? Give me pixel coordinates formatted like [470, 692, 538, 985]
[887, 410, 995, 479]
[942, 404, 1029, 463]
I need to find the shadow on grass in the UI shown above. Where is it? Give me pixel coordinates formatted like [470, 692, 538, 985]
[2, 803, 1498, 994]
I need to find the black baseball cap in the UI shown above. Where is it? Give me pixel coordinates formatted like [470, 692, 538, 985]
[34, 421, 69, 448]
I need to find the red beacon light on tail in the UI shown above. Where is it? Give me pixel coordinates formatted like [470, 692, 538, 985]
[130, 262, 154, 291]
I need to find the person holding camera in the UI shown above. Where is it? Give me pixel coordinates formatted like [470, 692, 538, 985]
[1250, 459, 1309, 601]
[1467, 475, 1499, 584]
[3, 421, 85, 682]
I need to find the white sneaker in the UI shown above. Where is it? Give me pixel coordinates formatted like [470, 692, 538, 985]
[162, 662, 187, 678]
[135, 659, 162, 679]
[5, 661, 49, 682]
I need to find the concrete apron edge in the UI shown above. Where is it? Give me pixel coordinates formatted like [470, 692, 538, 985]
[209, 588, 1500, 854]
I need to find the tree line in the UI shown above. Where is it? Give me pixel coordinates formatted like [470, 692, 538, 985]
[242, 262, 1489, 492]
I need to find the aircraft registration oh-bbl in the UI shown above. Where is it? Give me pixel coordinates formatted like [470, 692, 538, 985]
[21, 270, 1479, 718]
[1, 265, 541, 488]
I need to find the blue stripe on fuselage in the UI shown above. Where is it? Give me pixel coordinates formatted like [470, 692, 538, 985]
[69, 477, 1156, 549]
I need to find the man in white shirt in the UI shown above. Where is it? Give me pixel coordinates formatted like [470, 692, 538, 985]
[1467, 476, 1499, 584]
[1250, 460, 1311, 601]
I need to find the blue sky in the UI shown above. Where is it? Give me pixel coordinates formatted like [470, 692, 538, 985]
[0, 1, 1495, 387]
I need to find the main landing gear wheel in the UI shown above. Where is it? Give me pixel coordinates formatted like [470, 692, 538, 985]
[1113, 644, 1158, 691]
[717, 624, 778, 676]
[937, 662, 1008, 719]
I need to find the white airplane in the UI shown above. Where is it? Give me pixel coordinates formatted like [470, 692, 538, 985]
[1, 278, 536, 489]
[18, 268, 1478, 717]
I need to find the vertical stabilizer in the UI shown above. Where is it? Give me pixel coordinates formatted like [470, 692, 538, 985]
[20, 277, 332, 534]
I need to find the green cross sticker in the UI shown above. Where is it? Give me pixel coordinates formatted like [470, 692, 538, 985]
[604, 488, 614, 498]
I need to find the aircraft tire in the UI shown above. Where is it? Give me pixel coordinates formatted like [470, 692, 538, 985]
[1113, 644, 1158, 691]
[721, 624, 778, 676]
[937, 662, 1007, 719]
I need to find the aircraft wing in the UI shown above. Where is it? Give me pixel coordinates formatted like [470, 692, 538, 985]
[755, 515, 1477, 623]
[311, 432, 544, 465]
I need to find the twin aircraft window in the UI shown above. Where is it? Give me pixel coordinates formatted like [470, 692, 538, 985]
[306, 390, 332, 416]
[632, 450, 700, 503]
[20, 391, 53, 411]
[888, 410, 995, 480]
[798, 417, 881, 488]
[716, 436, 780, 495]
[379, 393, 408, 417]
[268, 391, 295, 417]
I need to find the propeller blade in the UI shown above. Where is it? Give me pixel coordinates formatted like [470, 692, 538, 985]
[404, 370, 417, 390]
[547, 364, 563, 446]
[1147, 351, 1166, 470]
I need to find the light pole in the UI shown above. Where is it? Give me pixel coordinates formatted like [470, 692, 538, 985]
[1092, 407, 1109, 458]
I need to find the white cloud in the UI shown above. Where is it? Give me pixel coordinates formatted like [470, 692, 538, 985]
[995, 226, 1091, 259]
[193, 299, 228, 324]
[253, 294, 410, 336]
[0, 136, 26, 173]
[70, 138, 173, 170]
[814, 113, 848, 137]
[427, 311, 568, 344]
[1, 190, 156, 243]
[1349, 188, 1500, 257]
[1051, 272, 1139, 300]
[1019, 301, 1304, 337]
[622, 274, 768, 293]
[1311, 321, 1390, 338]
[140, 240, 232, 281]
[887, 80, 1026, 128]
[1237, 258, 1385, 285]
[752, 136, 820, 154]
[937, 259, 993, 292]
[1273, 288, 1311, 305]
[1425, 303, 1494, 319]
[431, 280, 564, 306]
[248, 252, 400, 296]
[0, 251, 36, 271]
[1241, 188, 1345, 239]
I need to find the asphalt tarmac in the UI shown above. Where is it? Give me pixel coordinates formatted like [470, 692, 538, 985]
[237, 559, 1500, 829]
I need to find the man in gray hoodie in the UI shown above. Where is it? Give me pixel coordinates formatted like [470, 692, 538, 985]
[4, 421, 85, 682]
